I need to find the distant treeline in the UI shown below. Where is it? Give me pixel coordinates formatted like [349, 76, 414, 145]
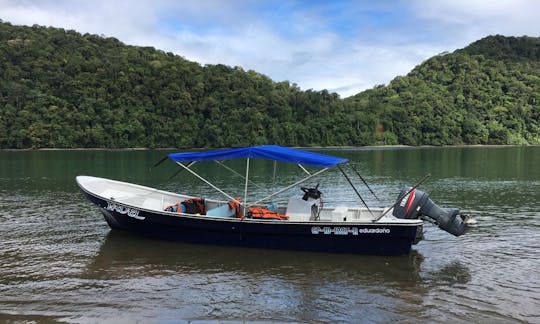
[0, 21, 538, 148]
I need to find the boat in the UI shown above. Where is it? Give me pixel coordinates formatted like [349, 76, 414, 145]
[76, 145, 469, 255]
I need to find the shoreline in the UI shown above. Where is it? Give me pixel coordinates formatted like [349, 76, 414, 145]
[1, 144, 536, 151]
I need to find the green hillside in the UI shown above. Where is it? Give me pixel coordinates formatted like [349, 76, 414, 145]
[346, 35, 539, 145]
[0, 22, 538, 148]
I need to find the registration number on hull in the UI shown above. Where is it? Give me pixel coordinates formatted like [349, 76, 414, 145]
[311, 226, 391, 235]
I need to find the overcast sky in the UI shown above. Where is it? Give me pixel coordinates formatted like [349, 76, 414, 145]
[1, 0, 539, 97]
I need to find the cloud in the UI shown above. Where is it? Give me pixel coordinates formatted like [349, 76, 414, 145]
[410, 0, 540, 44]
[414, 0, 540, 24]
[1, 1, 539, 97]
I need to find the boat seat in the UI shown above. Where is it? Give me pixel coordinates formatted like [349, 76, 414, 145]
[286, 197, 314, 221]
[206, 204, 236, 218]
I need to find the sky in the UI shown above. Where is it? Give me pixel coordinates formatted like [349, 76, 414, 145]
[1, 0, 539, 97]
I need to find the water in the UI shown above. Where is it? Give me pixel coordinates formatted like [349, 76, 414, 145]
[0, 146, 538, 323]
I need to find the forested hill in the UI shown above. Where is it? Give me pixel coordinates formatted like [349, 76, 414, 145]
[346, 35, 539, 145]
[0, 22, 538, 149]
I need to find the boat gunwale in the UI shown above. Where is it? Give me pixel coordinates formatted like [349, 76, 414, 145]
[76, 176, 423, 227]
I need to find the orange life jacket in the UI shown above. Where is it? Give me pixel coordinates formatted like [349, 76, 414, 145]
[228, 199, 243, 218]
[182, 197, 206, 215]
[247, 206, 288, 220]
[164, 197, 206, 215]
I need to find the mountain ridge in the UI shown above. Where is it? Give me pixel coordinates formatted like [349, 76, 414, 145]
[0, 21, 538, 148]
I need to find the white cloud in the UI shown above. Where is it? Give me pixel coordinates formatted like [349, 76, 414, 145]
[414, 0, 539, 24]
[1, 1, 539, 97]
[411, 0, 540, 43]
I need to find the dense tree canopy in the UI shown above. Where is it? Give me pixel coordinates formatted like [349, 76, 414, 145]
[0, 22, 538, 148]
[347, 35, 539, 146]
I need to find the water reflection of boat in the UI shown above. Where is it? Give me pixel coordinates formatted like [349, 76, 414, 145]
[86, 231, 425, 286]
[77, 145, 469, 256]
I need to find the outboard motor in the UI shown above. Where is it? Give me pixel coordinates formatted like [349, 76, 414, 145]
[393, 187, 468, 236]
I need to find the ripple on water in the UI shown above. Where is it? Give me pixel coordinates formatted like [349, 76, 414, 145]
[1, 149, 540, 322]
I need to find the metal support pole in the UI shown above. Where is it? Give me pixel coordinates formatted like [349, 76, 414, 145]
[176, 162, 237, 202]
[350, 163, 380, 201]
[252, 167, 330, 205]
[243, 158, 250, 217]
[338, 164, 374, 218]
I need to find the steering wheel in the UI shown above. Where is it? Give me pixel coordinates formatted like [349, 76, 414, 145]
[301, 183, 322, 201]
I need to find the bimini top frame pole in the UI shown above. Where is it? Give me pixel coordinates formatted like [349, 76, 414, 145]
[243, 158, 250, 216]
[251, 167, 330, 205]
[167, 145, 350, 208]
[215, 160, 265, 191]
[176, 160, 332, 210]
[175, 161, 238, 203]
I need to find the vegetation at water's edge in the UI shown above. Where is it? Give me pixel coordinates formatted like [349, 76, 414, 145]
[0, 21, 538, 148]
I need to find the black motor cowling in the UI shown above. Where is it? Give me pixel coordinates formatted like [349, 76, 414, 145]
[392, 187, 468, 236]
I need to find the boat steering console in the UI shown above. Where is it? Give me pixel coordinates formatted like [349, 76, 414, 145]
[301, 184, 322, 201]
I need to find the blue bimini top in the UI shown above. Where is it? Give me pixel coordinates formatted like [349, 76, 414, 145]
[167, 145, 348, 168]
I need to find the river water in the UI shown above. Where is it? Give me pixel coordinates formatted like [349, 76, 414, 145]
[0, 146, 538, 323]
